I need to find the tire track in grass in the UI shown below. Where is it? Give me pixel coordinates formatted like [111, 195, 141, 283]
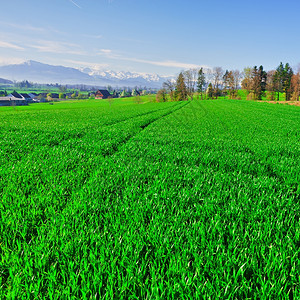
[0, 103, 181, 153]
[0, 102, 187, 207]
[0, 101, 190, 246]
[5, 103, 183, 149]
[70, 101, 190, 202]
[22, 101, 190, 218]
[15, 101, 190, 245]
[0, 102, 188, 247]
[101, 101, 190, 157]
[43, 102, 183, 149]
[104, 102, 183, 127]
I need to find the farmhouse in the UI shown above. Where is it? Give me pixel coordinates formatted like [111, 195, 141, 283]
[20, 93, 32, 101]
[95, 90, 111, 99]
[28, 93, 39, 102]
[0, 91, 28, 106]
[7, 91, 23, 99]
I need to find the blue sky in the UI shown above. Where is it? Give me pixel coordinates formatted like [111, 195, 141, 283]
[0, 0, 300, 75]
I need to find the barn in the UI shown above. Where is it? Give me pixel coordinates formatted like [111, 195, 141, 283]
[0, 92, 28, 106]
[95, 90, 111, 99]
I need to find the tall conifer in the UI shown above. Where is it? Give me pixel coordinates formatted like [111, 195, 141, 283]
[197, 68, 206, 100]
[175, 72, 188, 101]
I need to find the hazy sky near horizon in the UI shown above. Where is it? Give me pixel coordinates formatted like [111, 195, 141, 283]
[0, 0, 300, 75]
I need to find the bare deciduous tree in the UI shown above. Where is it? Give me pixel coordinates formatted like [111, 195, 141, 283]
[184, 69, 198, 100]
[156, 89, 167, 102]
[163, 79, 175, 101]
[241, 67, 252, 95]
[233, 70, 242, 93]
[291, 65, 300, 101]
[266, 70, 276, 100]
[211, 67, 224, 99]
[227, 71, 235, 99]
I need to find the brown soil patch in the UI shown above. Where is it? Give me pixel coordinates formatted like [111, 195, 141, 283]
[259, 101, 300, 107]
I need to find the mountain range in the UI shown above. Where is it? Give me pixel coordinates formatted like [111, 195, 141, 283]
[0, 60, 169, 88]
[0, 78, 13, 84]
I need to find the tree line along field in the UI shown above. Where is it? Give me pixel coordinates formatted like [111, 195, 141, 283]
[0, 97, 299, 299]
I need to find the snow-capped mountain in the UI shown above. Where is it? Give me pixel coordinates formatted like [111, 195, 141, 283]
[80, 67, 167, 87]
[82, 68, 162, 82]
[0, 61, 170, 88]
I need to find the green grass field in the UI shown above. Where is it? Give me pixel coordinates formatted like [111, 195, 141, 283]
[0, 97, 299, 299]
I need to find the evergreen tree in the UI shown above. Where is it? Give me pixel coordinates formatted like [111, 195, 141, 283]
[175, 72, 188, 101]
[206, 83, 213, 99]
[197, 68, 206, 100]
[223, 70, 230, 96]
[283, 63, 293, 101]
[274, 62, 285, 100]
[258, 65, 267, 100]
[251, 65, 267, 100]
[252, 66, 261, 100]
[274, 62, 293, 101]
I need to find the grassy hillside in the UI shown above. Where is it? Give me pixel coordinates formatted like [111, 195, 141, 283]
[0, 98, 299, 298]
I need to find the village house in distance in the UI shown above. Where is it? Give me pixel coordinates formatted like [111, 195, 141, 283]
[0, 91, 66, 106]
[0, 89, 112, 106]
[0, 87, 145, 106]
[0, 91, 30, 106]
[95, 90, 112, 99]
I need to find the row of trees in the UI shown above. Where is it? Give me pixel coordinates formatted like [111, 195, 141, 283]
[157, 67, 243, 102]
[265, 63, 299, 101]
[157, 68, 206, 102]
[241, 63, 298, 101]
[157, 63, 300, 102]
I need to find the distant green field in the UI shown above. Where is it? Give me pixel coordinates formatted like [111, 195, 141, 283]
[0, 98, 299, 299]
[236, 89, 286, 101]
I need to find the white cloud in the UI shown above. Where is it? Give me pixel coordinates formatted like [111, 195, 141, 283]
[69, 0, 82, 9]
[97, 50, 120, 59]
[0, 21, 68, 37]
[64, 59, 109, 70]
[134, 59, 207, 69]
[100, 49, 112, 54]
[0, 57, 26, 66]
[0, 21, 45, 33]
[0, 41, 24, 51]
[97, 50, 209, 70]
[30, 40, 85, 55]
